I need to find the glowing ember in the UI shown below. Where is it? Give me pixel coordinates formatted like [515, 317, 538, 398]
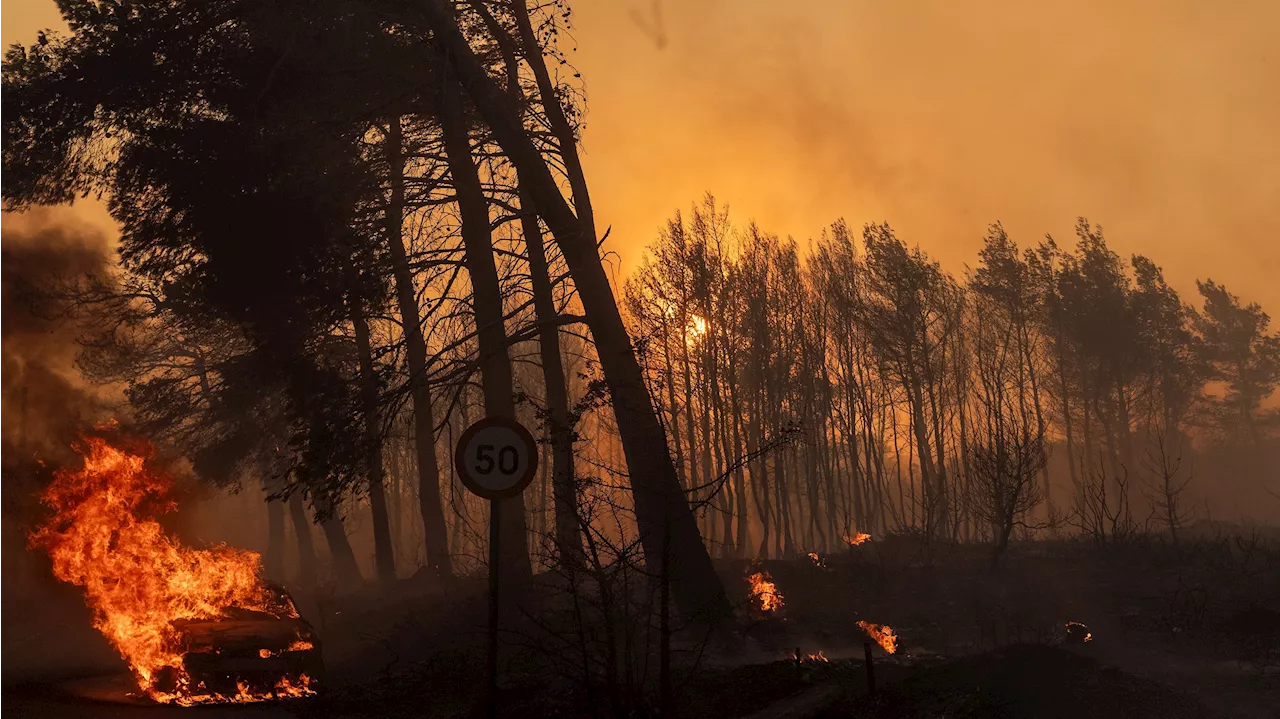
[288, 639, 315, 652]
[857, 621, 897, 654]
[746, 569, 785, 613]
[28, 434, 316, 705]
[844, 532, 872, 546]
[1065, 621, 1093, 644]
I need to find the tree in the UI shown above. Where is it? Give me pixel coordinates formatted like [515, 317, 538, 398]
[379, 118, 453, 577]
[421, 0, 732, 621]
[966, 280, 1049, 567]
[3, 0, 402, 585]
[1195, 279, 1280, 445]
[860, 224, 954, 539]
[972, 223, 1052, 512]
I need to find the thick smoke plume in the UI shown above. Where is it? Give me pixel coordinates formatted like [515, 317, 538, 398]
[0, 207, 113, 514]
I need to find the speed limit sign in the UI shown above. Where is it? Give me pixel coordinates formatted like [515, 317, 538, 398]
[454, 416, 539, 500]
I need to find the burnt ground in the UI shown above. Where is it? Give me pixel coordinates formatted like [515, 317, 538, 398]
[4, 531, 1278, 718]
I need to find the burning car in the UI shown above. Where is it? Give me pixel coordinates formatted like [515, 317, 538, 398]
[30, 434, 323, 705]
[152, 582, 323, 702]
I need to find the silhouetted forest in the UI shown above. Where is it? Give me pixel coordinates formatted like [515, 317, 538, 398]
[625, 196, 1280, 566]
[2, 3, 1279, 718]
[4, 0, 1278, 591]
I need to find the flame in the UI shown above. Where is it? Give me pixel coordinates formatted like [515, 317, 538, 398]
[844, 532, 872, 546]
[806, 551, 827, 568]
[288, 639, 315, 652]
[857, 621, 897, 654]
[746, 569, 784, 613]
[28, 434, 316, 704]
[801, 650, 828, 663]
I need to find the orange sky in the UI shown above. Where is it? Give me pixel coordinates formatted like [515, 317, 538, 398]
[4, 0, 1278, 311]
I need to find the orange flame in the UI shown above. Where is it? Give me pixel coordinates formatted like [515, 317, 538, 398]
[746, 569, 784, 613]
[28, 435, 314, 704]
[857, 621, 897, 654]
[844, 532, 872, 546]
[801, 650, 828, 663]
[806, 551, 827, 568]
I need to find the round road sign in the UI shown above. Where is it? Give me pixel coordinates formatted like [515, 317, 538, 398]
[454, 416, 539, 500]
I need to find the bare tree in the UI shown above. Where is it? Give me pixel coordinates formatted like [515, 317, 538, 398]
[1141, 418, 1194, 545]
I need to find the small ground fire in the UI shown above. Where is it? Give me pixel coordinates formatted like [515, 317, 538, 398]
[747, 568, 785, 613]
[28, 432, 318, 705]
[844, 532, 872, 547]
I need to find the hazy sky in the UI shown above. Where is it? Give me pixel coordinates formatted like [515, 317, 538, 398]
[4, 0, 1278, 310]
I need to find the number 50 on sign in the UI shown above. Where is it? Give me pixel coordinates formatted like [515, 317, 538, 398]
[454, 416, 539, 500]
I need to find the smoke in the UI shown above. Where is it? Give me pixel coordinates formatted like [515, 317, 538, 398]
[579, 0, 1280, 312]
[1, 210, 119, 477]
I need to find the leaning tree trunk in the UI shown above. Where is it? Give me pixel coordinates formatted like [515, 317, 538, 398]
[350, 289, 397, 582]
[317, 496, 363, 586]
[425, 0, 731, 622]
[383, 118, 453, 577]
[518, 188, 582, 569]
[264, 475, 286, 581]
[438, 78, 532, 591]
[288, 490, 318, 588]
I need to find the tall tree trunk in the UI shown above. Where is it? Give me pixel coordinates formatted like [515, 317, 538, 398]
[751, 384, 771, 558]
[518, 187, 582, 569]
[264, 481, 286, 581]
[288, 490, 318, 587]
[261, 464, 285, 581]
[682, 325, 701, 511]
[1021, 323, 1052, 513]
[350, 291, 397, 582]
[698, 356, 717, 550]
[906, 368, 936, 532]
[426, 2, 731, 621]
[383, 118, 452, 577]
[438, 79, 532, 591]
[729, 374, 750, 557]
[318, 497, 362, 586]
[1053, 332, 1080, 488]
[660, 319, 686, 488]
[844, 378, 865, 531]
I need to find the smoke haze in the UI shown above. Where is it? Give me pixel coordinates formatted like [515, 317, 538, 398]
[573, 0, 1280, 310]
[4, 0, 1277, 305]
[1, 210, 117, 470]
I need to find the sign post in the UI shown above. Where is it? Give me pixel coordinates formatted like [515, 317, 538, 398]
[454, 416, 538, 719]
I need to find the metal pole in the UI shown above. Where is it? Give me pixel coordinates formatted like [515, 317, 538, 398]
[863, 640, 876, 696]
[488, 498, 501, 719]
